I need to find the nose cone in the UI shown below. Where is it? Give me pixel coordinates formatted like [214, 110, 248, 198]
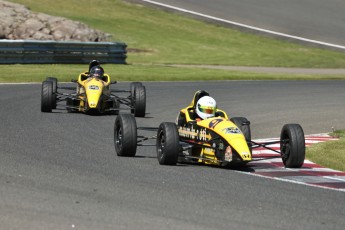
[84, 78, 104, 109]
[89, 101, 97, 108]
[211, 119, 252, 161]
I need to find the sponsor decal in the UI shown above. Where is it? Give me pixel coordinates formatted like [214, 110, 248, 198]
[208, 118, 223, 129]
[222, 127, 242, 134]
[178, 126, 210, 141]
[88, 85, 99, 90]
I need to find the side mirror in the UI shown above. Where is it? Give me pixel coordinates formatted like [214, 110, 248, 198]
[71, 79, 77, 83]
[111, 81, 117, 84]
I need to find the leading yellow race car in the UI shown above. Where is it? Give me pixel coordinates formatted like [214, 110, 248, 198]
[41, 60, 146, 117]
[114, 90, 305, 168]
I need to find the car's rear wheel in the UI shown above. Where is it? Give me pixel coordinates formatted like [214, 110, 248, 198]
[114, 114, 137, 157]
[41, 80, 54, 112]
[280, 124, 305, 168]
[46, 77, 57, 109]
[230, 117, 252, 153]
[156, 122, 180, 165]
[130, 82, 142, 98]
[46, 77, 57, 93]
[130, 82, 142, 114]
[133, 85, 146, 117]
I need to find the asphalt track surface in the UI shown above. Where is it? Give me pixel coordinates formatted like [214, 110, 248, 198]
[136, 0, 345, 49]
[1, 81, 345, 230]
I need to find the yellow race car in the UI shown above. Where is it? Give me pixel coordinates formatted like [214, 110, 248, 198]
[114, 90, 305, 168]
[41, 60, 146, 116]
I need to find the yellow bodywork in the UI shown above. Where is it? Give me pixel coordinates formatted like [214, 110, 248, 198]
[77, 72, 111, 111]
[177, 106, 251, 166]
[198, 118, 251, 162]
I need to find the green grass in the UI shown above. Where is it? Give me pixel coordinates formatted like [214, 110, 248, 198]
[306, 130, 345, 172]
[7, 0, 345, 68]
[3, 64, 345, 83]
[5, 0, 345, 81]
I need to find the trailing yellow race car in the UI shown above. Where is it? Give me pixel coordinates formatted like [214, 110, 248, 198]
[114, 90, 305, 168]
[41, 60, 146, 116]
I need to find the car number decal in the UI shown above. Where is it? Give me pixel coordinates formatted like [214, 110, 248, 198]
[208, 118, 223, 128]
[88, 85, 99, 90]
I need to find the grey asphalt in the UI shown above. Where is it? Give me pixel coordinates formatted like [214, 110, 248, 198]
[165, 64, 345, 75]
[1, 82, 345, 229]
[137, 0, 345, 48]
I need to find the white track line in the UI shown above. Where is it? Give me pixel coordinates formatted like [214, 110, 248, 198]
[239, 171, 345, 192]
[141, 0, 345, 50]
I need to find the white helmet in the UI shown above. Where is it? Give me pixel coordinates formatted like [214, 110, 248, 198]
[196, 96, 217, 120]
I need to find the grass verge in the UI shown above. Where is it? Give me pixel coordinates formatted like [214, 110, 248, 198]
[306, 130, 345, 172]
[7, 0, 345, 68]
[3, 64, 345, 83]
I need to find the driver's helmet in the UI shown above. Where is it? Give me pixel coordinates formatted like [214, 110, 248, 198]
[89, 66, 104, 79]
[196, 96, 217, 120]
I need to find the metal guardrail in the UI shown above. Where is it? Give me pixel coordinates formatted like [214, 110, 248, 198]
[0, 40, 127, 64]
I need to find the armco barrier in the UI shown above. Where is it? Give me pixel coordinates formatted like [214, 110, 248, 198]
[0, 40, 127, 64]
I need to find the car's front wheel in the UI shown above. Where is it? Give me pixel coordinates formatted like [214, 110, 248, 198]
[280, 124, 305, 168]
[114, 114, 137, 157]
[156, 122, 180, 165]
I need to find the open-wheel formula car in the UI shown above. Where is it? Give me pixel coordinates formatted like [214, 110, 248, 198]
[41, 61, 146, 117]
[114, 91, 306, 168]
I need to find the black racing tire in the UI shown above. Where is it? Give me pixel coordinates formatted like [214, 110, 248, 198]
[230, 117, 252, 153]
[114, 114, 137, 157]
[130, 82, 143, 114]
[280, 124, 305, 168]
[156, 122, 180, 165]
[46, 77, 57, 93]
[133, 85, 146, 117]
[130, 82, 143, 98]
[46, 77, 57, 109]
[41, 80, 54, 112]
[230, 117, 251, 141]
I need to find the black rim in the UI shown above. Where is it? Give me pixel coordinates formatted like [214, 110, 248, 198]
[158, 131, 165, 159]
[281, 131, 290, 163]
[281, 142, 290, 162]
[116, 124, 123, 151]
